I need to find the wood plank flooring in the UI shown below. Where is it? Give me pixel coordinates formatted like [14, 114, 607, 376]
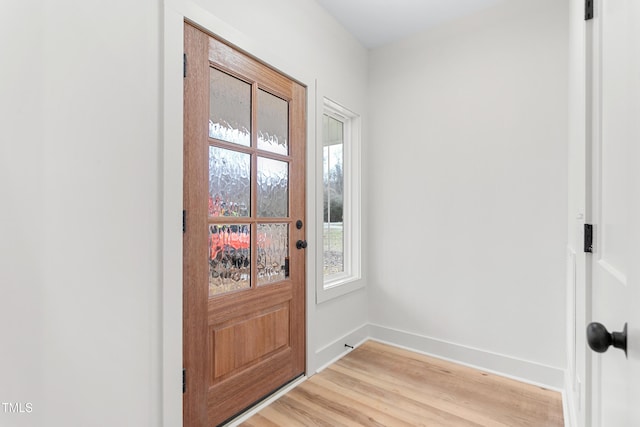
[241, 341, 563, 426]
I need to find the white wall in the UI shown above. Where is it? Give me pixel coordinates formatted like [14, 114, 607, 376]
[1, 0, 368, 425]
[40, 0, 163, 425]
[367, 0, 569, 375]
[1, 2, 45, 427]
[2, 0, 162, 426]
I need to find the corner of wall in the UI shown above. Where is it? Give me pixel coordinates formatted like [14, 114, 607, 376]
[313, 324, 370, 373]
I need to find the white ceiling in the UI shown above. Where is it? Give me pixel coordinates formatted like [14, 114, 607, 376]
[315, 0, 506, 48]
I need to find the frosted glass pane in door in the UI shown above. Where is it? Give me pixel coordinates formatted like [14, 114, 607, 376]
[209, 146, 250, 217]
[257, 157, 288, 217]
[209, 224, 250, 296]
[209, 67, 251, 146]
[257, 89, 288, 155]
[257, 223, 289, 285]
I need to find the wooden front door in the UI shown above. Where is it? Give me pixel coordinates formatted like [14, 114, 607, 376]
[183, 23, 306, 426]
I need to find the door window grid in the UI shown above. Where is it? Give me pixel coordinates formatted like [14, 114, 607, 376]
[208, 65, 293, 297]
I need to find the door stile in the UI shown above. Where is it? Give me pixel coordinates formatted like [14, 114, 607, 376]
[290, 82, 307, 372]
[183, 23, 210, 426]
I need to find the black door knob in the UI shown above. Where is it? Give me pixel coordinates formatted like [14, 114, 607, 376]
[296, 240, 307, 250]
[587, 322, 627, 356]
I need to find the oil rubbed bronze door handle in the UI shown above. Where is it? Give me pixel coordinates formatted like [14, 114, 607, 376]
[587, 322, 627, 356]
[296, 240, 307, 250]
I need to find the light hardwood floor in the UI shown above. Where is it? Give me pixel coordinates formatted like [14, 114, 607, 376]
[241, 341, 563, 426]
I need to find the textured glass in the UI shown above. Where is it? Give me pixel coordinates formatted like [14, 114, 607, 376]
[209, 224, 250, 296]
[209, 146, 250, 217]
[257, 157, 288, 217]
[257, 223, 289, 285]
[323, 114, 345, 275]
[257, 89, 288, 155]
[209, 67, 251, 146]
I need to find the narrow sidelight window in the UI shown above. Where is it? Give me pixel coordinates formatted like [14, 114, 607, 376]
[318, 98, 362, 302]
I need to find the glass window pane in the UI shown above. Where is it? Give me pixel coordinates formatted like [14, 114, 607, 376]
[257, 223, 289, 285]
[209, 224, 250, 296]
[323, 114, 345, 276]
[209, 67, 251, 146]
[209, 146, 250, 217]
[257, 157, 288, 217]
[257, 89, 288, 155]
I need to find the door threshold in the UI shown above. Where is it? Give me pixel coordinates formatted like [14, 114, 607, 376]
[221, 374, 307, 426]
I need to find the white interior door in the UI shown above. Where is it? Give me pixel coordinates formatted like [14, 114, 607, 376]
[587, 0, 640, 425]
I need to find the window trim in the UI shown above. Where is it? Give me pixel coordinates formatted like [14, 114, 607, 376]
[316, 98, 362, 303]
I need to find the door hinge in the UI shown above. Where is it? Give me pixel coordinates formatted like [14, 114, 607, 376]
[584, 223, 593, 253]
[183, 53, 187, 78]
[182, 210, 186, 234]
[183, 368, 186, 393]
[585, 0, 593, 20]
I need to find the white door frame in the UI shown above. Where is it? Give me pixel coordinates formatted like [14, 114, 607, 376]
[161, 2, 318, 425]
[567, 0, 593, 424]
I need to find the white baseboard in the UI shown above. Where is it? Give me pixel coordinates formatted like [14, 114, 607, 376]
[314, 323, 370, 373]
[368, 324, 565, 390]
